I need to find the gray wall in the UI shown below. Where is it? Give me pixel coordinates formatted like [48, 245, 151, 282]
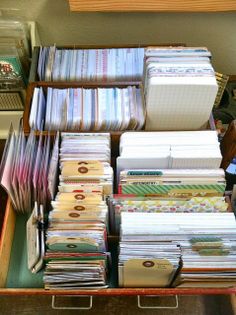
[1, 0, 236, 73]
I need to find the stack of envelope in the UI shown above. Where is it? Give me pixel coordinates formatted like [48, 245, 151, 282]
[144, 46, 218, 130]
[119, 212, 236, 288]
[44, 133, 113, 290]
[0, 125, 58, 213]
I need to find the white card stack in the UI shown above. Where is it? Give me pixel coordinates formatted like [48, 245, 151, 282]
[117, 131, 222, 175]
[144, 47, 218, 130]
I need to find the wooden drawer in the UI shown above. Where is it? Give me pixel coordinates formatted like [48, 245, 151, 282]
[1, 199, 236, 296]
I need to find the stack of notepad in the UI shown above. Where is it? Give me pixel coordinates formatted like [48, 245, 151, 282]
[44, 133, 113, 290]
[144, 47, 218, 130]
[117, 131, 222, 175]
[37, 46, 145, 82]
[29, 86, 145, 131]
[119, 212, 236, 288]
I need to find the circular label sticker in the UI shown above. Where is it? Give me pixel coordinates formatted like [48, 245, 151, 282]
[78, 166, 88, 174]
[74, 205, 86, 211]
[74, 194, 85, 200]
[143, 261, 155, 268]
[69, 212, 80, 218]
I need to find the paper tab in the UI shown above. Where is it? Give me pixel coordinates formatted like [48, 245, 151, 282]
[123, 259, 174, 287]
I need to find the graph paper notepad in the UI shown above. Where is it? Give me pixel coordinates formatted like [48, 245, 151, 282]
[144, 48, 218, 131]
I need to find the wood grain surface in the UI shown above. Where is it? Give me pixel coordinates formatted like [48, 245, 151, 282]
[68, 0, 236, 12]
[0, 200, 16, 288]
[0, 295, 234, 315]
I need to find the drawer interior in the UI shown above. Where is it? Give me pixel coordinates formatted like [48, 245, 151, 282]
[6, 214, 44, 288]
[1, 199, 236, 296]
[0, 200, 118, 289]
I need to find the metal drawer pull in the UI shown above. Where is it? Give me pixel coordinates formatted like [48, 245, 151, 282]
[51, 295, 93, 310]
[137, 295, 178, 309]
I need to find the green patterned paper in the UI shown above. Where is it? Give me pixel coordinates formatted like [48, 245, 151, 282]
[121, 183, 225, 197]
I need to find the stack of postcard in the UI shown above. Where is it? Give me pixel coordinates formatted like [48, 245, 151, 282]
[37, 46, 144, 82]
[44, 133, 113, 289]
[29, 86, 145, 131]
[144, 47, 218, 130]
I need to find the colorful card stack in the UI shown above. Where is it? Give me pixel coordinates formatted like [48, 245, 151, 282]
[44, 133, 113, 290]
[37, 46, 144, 82]
[115, 127, 234, 288]
[117, 131, 224, 200]
[29, 86, 145, 131]
[118, 169, 226, 197]
[144, 46, 218, 130]
[109, 195, 229, 234]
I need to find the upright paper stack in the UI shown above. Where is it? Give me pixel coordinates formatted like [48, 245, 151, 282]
[109, 195, 229, 234]
[119, 212, 182, 287]
[44, 133, 113, 290]
[37, 46, 145, 82]
[144, 47, 218, 130]
[120, 212, 236, 288]
[29, 86, 145, 132]
[115, 128, 235, 288]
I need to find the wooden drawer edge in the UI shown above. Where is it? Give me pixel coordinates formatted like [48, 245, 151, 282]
[0, 287, 236, 296]
[0, 199, 16, 287]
